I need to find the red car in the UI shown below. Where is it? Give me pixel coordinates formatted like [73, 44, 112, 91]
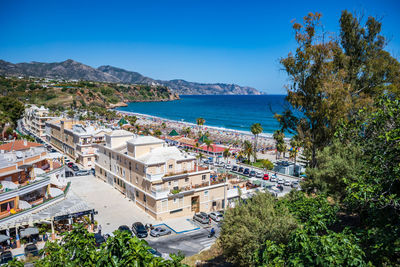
[263, 174, 269, 180]
[67, 162, 74, 168]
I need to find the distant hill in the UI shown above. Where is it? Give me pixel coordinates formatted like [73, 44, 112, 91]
[0, 59, 262, 95]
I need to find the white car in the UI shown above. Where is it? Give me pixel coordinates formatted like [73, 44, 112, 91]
[209, 211, 224, 222]
[278, 178, 284, 184]
[255, 172, 263, 178]
[270, 176, 277, 183]
[225, 164, 232, 169]
[284, 180, 291, 186]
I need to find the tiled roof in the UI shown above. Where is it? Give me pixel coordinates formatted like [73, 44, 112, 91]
[0, 140, 43, 152]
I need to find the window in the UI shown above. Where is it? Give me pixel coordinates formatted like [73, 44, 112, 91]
[143, 194, 147, 202]
[169, 164, 173, 169]
[100, 168, 102, 174]
[202, 175, 206, 181]
[185, 178, 189, 182]
[136, 163, 138, 170]
[136, 190, 139, 197]
[136, 176, 138, 184]
[204, 190, 209, 198]
[168, 181, 171, 186]
[114, 177, 116, 183]
[174, 198, 177, 203]
[129, 162, 131, 170]
[213, 201, 217, 207]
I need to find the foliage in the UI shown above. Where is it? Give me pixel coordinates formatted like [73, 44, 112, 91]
[250, 123, 263, 162]
[219, 193, 298, 266]
[261, 159, 274, 170]
[276, 11, 400, 168]
[0, 96, 25, 126]
[20, 224, 187, 267]
[242, 140, 253, 163]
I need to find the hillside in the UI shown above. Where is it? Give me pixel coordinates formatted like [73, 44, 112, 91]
[0, 59, 262, 95]
[0, 76, 179, 110]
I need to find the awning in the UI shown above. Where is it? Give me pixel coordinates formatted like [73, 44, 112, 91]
[49, 187, 63, 197]
[19, 200, 32, 210]
[0, 234, 10, 243]
[1, 181, 18, 190]
[50, 174, 67, 188]
[20, 227, 39, 238]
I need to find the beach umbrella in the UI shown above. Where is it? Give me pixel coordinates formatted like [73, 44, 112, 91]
[18, 200, 32, 210]
[20, 227, 39, 238]
[49, 187, 63, 197]
[6, 203, 10, 212]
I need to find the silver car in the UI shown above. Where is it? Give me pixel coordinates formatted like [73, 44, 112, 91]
[284, 180, 291, 186]
[209, 211, 224, 222]
[150, 226, 172, 237]
[255, 172, 263, 178]
[278, 178, 284, 184]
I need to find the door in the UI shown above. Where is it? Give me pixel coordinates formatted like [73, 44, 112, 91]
[191, 196, 200, 213]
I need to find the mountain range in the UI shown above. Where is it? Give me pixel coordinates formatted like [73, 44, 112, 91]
[0, 59, 262, 95]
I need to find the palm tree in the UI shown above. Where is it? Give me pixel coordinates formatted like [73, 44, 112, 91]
[242, 140, 253, 164]
[194, 142, 200, 153]
[153, 129, 162, 138]
[183, 127, 191, 137]
[204, 139, 213, 154]
[273, 130, 285, 160]
[223, 148, 231, 163]
[250, 123, 263, 162]
[161, 122, 166, 129]
[290, 135, 301, 168]
[143, 127, 151, 136]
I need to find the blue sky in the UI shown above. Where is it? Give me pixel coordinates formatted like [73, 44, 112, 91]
[0, 0, 399, 94]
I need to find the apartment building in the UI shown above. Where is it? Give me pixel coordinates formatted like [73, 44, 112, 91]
[46, 119, 110, 168]
[95, 130, 228, 220]
[0, 140, 66, 220]
[23, 105, 57, 138]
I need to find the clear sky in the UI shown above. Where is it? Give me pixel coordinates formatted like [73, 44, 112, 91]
[0, 0, 399, 94]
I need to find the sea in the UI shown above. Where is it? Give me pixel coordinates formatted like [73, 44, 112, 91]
[116, 95, 289, 136]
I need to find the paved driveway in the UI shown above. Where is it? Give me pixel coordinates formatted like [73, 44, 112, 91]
[69, 175, 156, 234]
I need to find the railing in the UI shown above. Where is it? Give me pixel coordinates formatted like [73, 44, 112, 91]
[145, 173, 164, 182]
[0, 176, 51, 202]
[150, 188, 170, 199]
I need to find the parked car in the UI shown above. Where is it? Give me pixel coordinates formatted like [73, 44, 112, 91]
[0, 251, 13, 264]
[193, 212, 209, 224]
[71, 165, 79, 172]
[263, 173, 270, 180]
[249, 170, 256, 177]
[277, 178, 284, 184]
[291, 181, 299, 188]
[75, 170, 90, 176]
[94, 233, 106, 247]
[150, 226, 172, 237]
[67, 162, 74, 168]
[50, 149, 57, 153]
[232, 165, 238, 171]
[238, 167, 244, 173]
[24, 243, 39, 257]
[243, 168, 250, 176]
[132, 222, 148, 238]
[148, 248, 162, 257]
[284, 180, 291, 186]
[209, 211, 224, 222]
[256, 172, 263, 178]
[65, 170, 74, 177]
[270, 176, 277, 183]
[225, 164, 232, 170]
[118, 225, 132, 236]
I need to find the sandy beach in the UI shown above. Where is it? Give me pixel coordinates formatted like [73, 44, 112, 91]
[115, 110, 283, 152]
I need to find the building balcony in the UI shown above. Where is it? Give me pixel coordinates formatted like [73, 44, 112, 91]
[145, 173, 164, 182]
[150, 188, 170, 199]
[0, 176, 50, 202]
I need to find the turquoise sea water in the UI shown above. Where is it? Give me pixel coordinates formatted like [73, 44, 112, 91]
[116, 95, 288, 135]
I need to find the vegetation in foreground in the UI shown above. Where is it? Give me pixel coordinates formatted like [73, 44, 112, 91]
[6, 224, 187, 267]
[214, 10, 400, 267]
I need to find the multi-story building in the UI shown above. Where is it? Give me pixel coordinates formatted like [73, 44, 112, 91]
[46, 119, 110, 168]
[95, 130, 228, 220]
[0, 140, 66, 220]
[23, 105, 57, 138]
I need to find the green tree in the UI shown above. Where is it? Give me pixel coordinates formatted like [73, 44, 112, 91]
[242, 140, 253, 163]
[223, 148, 231, 163]
[204, 139, 213, 153]
[220, 193, 298, 266]
[273, 130, 285, 160]
[261, 159, 274, 170]
[250, 123, 263, 162]
[0, 97, 25, 126]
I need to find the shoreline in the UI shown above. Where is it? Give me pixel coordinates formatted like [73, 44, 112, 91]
[114, 110, 290, 150]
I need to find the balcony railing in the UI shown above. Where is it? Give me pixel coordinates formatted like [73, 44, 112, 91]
[150, 188, 170, 199]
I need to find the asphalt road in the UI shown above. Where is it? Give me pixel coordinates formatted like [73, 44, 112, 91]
[148, 227, 217, 257]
